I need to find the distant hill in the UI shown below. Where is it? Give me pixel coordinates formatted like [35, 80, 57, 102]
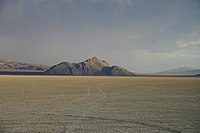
[0, 59, 49, 71]
[45, 57, 134, 76]
[156, 67, 200, 75]
[195, 74, 200, 77]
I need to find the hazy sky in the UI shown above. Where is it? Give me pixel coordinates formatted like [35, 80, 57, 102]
[0, 0, 200, 73]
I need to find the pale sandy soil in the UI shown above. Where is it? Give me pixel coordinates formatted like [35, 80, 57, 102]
[0, 76, 200, 133]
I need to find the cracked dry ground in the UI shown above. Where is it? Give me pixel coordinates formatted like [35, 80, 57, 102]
[0, 76, 200, 133]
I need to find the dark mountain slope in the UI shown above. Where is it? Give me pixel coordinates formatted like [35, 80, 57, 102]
[195, 74, 200, 77]
[101, 66, 134, 76]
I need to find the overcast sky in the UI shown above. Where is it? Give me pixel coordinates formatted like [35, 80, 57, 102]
[0, 0, 200, 73]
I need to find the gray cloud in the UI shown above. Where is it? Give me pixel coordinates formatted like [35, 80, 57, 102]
[0, 0, 200, 72]
[177, 40, 200, 48]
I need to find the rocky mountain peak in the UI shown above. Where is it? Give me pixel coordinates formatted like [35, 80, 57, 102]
[82, 57, 111, 67]
[45, 57, 134, 76]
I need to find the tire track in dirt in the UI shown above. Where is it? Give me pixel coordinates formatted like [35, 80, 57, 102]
[7, 82, 180, 133]
[46, 84, 151, 133]
[66, 86, 106, 133]
[9, 85, 91, 132]
[42, 85, 92, 132]
[42, 84, 126, 133]
[65, 85, 173, 133]
[63, 84, 180, 133]
[63, 114, 181, 133]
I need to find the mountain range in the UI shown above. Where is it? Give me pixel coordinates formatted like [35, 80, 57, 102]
[156, 67, 200, 75]
[0, 58, 200, 76]
[0, 59, 49, 71]
[0, 57, 134, 76]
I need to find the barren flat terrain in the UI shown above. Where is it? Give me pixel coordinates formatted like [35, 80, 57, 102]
[0, 76, 200, 133]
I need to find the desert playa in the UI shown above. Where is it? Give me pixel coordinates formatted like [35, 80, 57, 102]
[0, 76, 199, 133]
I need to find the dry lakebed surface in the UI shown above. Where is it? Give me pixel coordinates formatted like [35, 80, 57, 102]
[0, 76, 200, 133]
